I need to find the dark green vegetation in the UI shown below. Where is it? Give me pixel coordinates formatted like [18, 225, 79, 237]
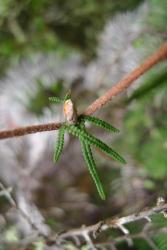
[123, 63, 167, 181]
[0, 0, 143, 73]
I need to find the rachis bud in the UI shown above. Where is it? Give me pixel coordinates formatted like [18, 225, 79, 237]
[63, 99, 77, 125]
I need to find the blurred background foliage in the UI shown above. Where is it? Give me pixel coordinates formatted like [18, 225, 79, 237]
[0, 0, 167, 249]
[0, 0, 143, 72]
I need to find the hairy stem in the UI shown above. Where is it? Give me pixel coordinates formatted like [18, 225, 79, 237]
[84, 42, 167, 115]
[0, 123, 62, 139]
[0, 42, 167, 140]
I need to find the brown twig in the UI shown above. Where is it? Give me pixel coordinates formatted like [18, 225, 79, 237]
[0, 42, 167, 140]
[0, 122, 62, 139]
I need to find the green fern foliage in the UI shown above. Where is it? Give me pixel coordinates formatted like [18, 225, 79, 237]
[64, 90, 71, 101]
[49, 94, 126, 199]
[64, 124, 126, 164]
[79, 115, 120, 133]
[49, 90, 71, 104]
[53, 126, 65, 163]
[81, 139, 106, 200]
[49, 96, 64, 104]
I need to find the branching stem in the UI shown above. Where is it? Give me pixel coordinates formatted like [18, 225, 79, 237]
[0, 42, 167, 140]
[58, 201, 167, 241]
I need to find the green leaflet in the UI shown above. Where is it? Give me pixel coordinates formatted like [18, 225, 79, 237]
[64, 90, 71, 101]
[79, 115, 120, 133]
[54, 126, 65, 163]
[49, 96, 64, 104]
[81, 139, 106, 200]
[49, 90, 71, 104]
[78, 121, 106, 199]
[64, 125, 126, 164]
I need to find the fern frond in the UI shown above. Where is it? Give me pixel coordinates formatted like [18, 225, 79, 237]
[64, 125, 126, 164]
[80, 115, 119, 133]
[79, 121, 106, 199]
[80, 139, 106, 200]
[64, 90, 71, 101]
[49, 97, 64, 104]
[53, 126, 65, 163]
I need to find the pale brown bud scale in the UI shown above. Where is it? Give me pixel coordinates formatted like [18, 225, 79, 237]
[63, 99, 77, 124]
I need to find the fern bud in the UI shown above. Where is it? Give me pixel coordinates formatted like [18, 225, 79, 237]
[63, 99, 78, 125]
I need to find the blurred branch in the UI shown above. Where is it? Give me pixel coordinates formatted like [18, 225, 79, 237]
[96, 227, 167, 249]
[1, 181, 167, 249]
[56, 198, 167, 248]
[0, 42, 167, 140]
[126, 67, 167, 103]
[8, 18, 26, 43]
[0, 182, 50, 239]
